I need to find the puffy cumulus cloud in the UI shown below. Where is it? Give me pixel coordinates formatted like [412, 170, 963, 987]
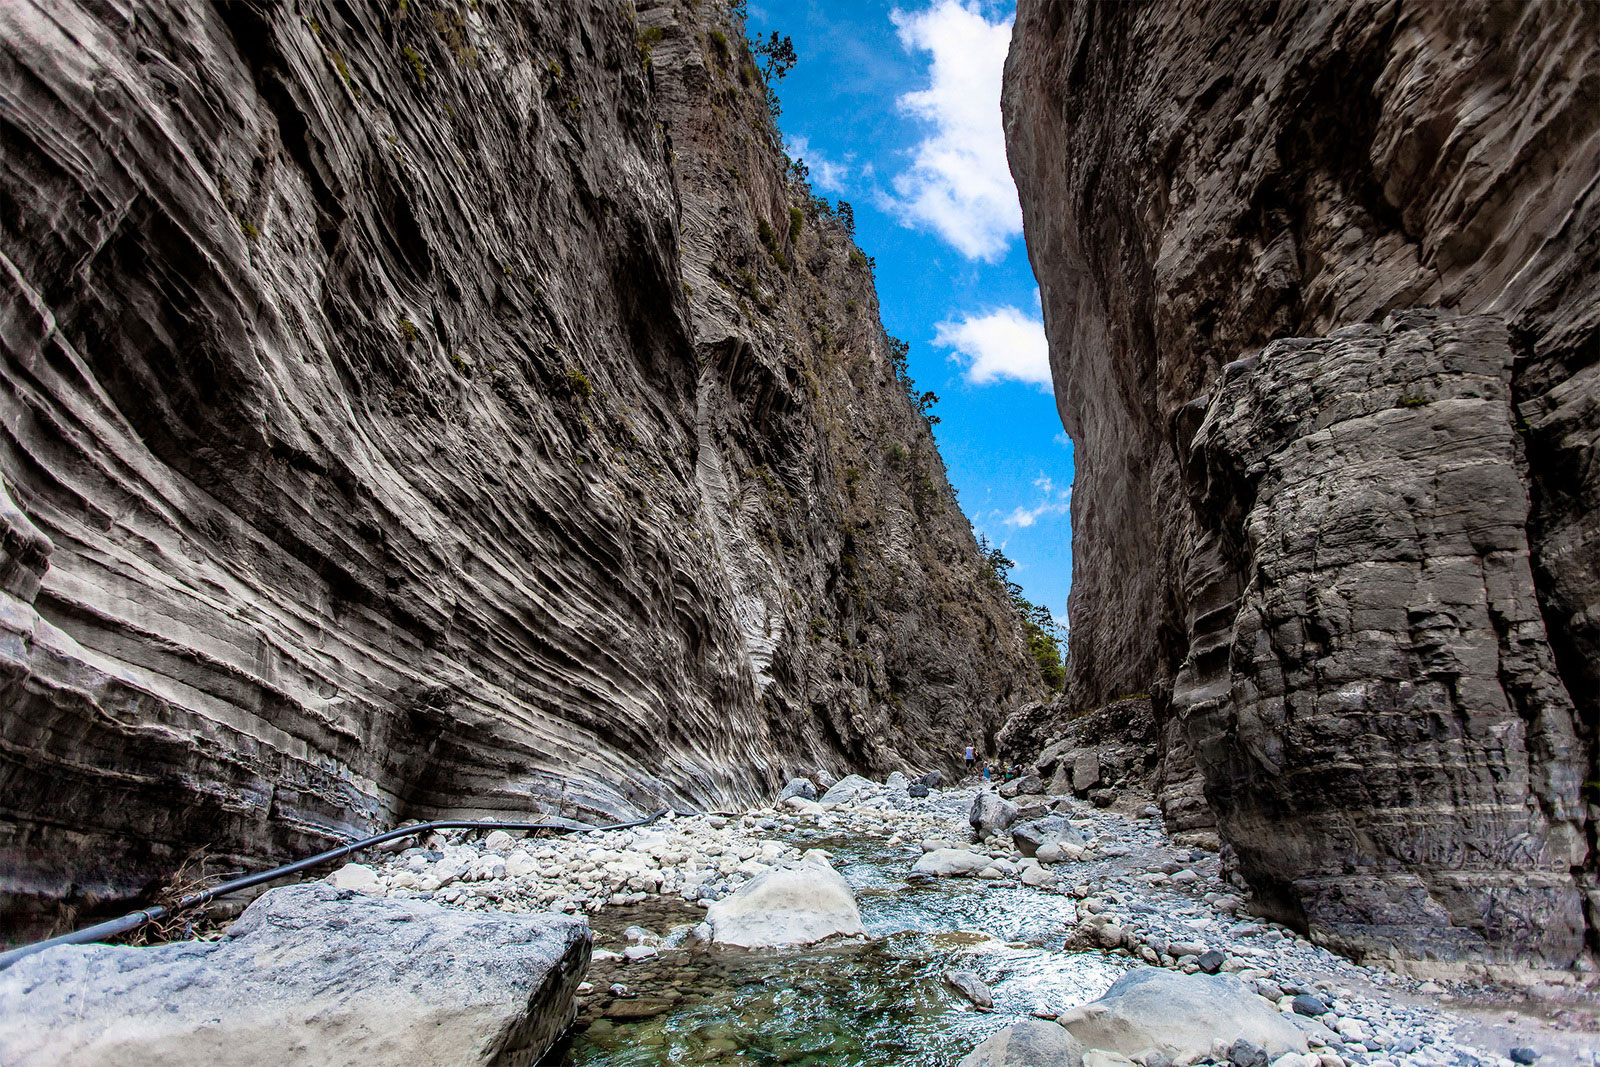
[1002, 473, 1071, 528]
[888, 1, 1020, 260]
[934, 306, 1051, 388]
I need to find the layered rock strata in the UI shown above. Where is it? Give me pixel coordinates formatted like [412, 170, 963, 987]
[1005, 0, 1598, 967]
[1180, 311, 1588, 966]
[0, 0, 1037, 933]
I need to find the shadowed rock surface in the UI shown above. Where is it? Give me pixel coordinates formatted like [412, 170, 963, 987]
[0, 0, 1038, 934]
[0, 882, 590, 1067]
[1179, 311, 1588, 967]
[1005, 0, 1599, 968]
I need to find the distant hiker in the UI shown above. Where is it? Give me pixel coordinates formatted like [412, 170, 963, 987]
[981, 764, 992, 782]
[964, 744, 976, 773]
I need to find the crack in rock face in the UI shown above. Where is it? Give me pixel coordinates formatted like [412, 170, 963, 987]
[1004, 0, 1599, 969]
[0, 0, 1042, 935]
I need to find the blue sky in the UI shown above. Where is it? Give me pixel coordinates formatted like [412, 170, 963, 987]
[747, 0, 1075, 627]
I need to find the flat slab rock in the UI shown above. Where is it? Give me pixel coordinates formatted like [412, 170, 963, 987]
[0, 883, 590, 1067]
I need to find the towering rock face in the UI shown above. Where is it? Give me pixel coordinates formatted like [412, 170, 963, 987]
[1005, 0, 1598, 970]
[0, 0, 1038, 932]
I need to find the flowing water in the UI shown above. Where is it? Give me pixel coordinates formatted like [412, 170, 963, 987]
[553, 834, 1131, 1066]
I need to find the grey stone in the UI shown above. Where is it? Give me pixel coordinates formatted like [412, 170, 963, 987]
[1197, 949, 1224, 974]
[1056, 968, 1315, 1061]
[943, 969, 994, 1009]
[820, 775, 878, 807]
[0, 883, 588, 1067]
[958, 1019, 1085, 1067]
[1012, 815, 1088, 858]
[1000, 773, 1045, 799]
[777, 778, 818, 803]
[970, 792, 1020, 839]
[1510, 1050, 1539, 1065]
[908, 783, 930, 798]
[913, 849, 992, 878]
[1073, 750, 1103, 793]
[1229, 1040, 1269, 1067]
[919, 771, 944, 788]
[1291, 995, 1328, 1018]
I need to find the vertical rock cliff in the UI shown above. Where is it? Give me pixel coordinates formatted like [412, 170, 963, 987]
[0, 0, 1039, 932]
[1005, 0, 1598, 970]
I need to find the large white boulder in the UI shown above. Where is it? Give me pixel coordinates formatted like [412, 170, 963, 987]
[706, 862, 865, 947]
[958, 1020, 1084, 1066]
[1057, 968, 1319, 1061]
[0, 883, 589, 1067]
[912, 848, 992, 877]
[327, 862, 384, 895]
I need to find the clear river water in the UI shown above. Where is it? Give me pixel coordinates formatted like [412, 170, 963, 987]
[554, 832, 1131, 1066]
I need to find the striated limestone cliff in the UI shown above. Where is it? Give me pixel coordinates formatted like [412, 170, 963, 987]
[1005, 0, 1598, 970]
[0, 0, 1039, 934]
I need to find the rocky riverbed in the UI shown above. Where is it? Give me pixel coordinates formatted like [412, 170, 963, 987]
[335, 778, 1599, 1066]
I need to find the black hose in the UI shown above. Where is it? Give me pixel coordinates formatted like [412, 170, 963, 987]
[0, 809, 669, 972]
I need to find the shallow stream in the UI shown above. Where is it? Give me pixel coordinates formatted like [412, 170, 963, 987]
[553, 833, 1130, 1066]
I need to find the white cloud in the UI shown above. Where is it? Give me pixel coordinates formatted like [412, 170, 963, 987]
[786, 134, 850, 194]
[888, 1, 1020, 260]
[934, 306, 1051, 388]
[1001, 473, 1071, 528]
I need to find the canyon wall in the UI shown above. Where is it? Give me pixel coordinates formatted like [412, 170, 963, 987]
[1005, 0, 1598, 970]
[0, 0, 1039, 933]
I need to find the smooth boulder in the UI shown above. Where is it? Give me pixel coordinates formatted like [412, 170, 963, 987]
[1011, 815, 1087, 858]
[819, 774, 876, 806]
[958, 1020, 1085, 1067]
[706, 862, 865, 947]
[777, 777, 818, 802]
[944, 969, 994, 1009]
[998, 773, 1045, 799]
[1057, 968, 1316, 1061]
[0, 883, 589, 1067]
[912, 848, 992, 877]
[969, 791, 1020, 839]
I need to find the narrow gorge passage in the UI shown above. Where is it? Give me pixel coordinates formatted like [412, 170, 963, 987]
[374, 777, 1598, 1067]
[2, 0, 1598, 1064]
